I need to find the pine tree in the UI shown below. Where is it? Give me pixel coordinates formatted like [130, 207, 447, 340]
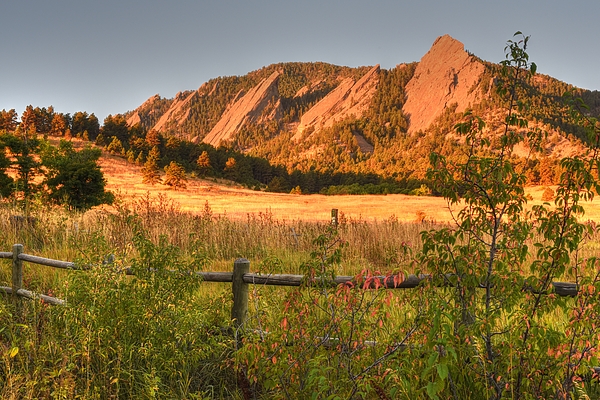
[142, 146, 161, 185]
[135, 151, 145, 165]
[107, 137, 125, 155]
[21, 105, 37, 133]
[50, 113, 67, 136]
[0, 134, 14, 197]
[163, 161, 187, 190]
[196, 150, 212, 177]
[146, 129, 161, 147]
[126, 149, 136, 163]
[0, 109, 18, 131]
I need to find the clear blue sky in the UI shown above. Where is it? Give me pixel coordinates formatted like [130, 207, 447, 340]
[1, 0, 598, 123]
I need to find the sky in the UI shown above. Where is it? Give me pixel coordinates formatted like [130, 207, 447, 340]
[1, 1, 599, 123]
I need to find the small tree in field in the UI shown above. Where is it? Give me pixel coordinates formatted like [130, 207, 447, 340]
[223, 156, 238, 181]
[142, 146, 161, 185]
[42, 140, 114, 210]
[541, 186, 555, 201]
[107, 136, 125, 155]
[196, 150, 212, 177]
[414, 33, 600, 399]
[163, 161, 187, 190]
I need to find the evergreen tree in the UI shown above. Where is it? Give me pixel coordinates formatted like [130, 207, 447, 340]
[95, 133, 106, 146]
[102, 114, 129, 145]
[146, 129, 161, 148]
[20, 105, 37, 133]
[107, 136, 125, 155]
[163, 161, 187, 190]
[196, 150, 212, 176]
[2, 127, 40, 202]
[135, 151, 145, 165]
[71, 111, 100, 140]
[142, 146, 162, 185]
[266, 176, 289, 192]
[126, 149, 136, 163]
[0, 134, 14, 197]
[50, 113, 67, 136]
[0, 109, 18, 131]
[224, 157, 238, 180]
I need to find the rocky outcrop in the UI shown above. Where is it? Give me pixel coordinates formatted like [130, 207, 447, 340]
[153, 91, 196, 132]
[354, 132, 374, 153]
[202, 71, 281, 147]
[403, 35, 485, 133]
[126, 94, 161, 126]
[293, 65, 380, 141]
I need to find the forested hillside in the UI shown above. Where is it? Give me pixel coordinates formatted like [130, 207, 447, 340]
[119, 35, 600, 193]
[4, 35, 600, 196]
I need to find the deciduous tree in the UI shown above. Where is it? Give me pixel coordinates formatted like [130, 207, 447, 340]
[41, 140, 114, 210]
[196, 150, 212, 177]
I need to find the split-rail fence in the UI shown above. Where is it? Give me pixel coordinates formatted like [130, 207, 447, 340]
[4, 243, 600, 384]
[0, 243, 581, 329]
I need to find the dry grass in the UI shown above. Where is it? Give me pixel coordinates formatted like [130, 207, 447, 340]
[98, 149, 600, 223]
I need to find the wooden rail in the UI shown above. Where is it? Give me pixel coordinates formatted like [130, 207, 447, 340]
[0, 244, 581, 328]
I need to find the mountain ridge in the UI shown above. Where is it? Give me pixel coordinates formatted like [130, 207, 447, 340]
[122, 35, 600, 184]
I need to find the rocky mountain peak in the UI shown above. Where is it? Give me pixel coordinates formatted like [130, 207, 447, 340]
[403, 35, 486, 133]
[126, 94, 161, 126]
[153, 91, 197, 133]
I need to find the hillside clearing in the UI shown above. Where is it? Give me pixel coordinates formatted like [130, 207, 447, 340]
[99, 150, 600, 223]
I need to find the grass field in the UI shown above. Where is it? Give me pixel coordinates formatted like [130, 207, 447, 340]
[98, 149, 600, 223]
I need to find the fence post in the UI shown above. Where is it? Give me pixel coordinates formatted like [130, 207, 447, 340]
[12, 244, 24, 308]
[231, 258, 250, 330]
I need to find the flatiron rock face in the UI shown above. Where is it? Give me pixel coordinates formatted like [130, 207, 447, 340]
[403, 35, 485, 134]
[293, 64, 380, 141]
[153, 91, 197, 132]
[202, 71, 282, 146]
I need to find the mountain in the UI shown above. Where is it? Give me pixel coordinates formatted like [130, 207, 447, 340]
[292, 64, 380, 142]
[202, 70, 282, 147]
[123, 35, 600, 185]
[403, 35, 486, 134]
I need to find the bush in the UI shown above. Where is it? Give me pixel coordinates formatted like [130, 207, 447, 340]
[541, 186, 555, 201]
[0, 223, 236, 398]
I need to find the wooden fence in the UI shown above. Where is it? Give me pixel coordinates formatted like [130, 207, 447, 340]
[1, 244, 580, 328]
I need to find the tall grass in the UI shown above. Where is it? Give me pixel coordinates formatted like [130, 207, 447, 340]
[0, 193, 437, 398]
[2, 193, 600, 398]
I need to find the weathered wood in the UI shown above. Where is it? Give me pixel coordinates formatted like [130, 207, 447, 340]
[197, 271, 234, 282]
[244, 273, 303, 286]
[331, 209, 339, 227]
[11, 244, 24, 314]
[0, 286, 65, 305]
[242, 273, 428, 289]
[12, 244, 24, 297]
[18, 253, 76, 269]
[0, 244, 587, 317]
[231, 258, 250, 329]
[351, 274, 428, 289]
[552, 281, 578, 297]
